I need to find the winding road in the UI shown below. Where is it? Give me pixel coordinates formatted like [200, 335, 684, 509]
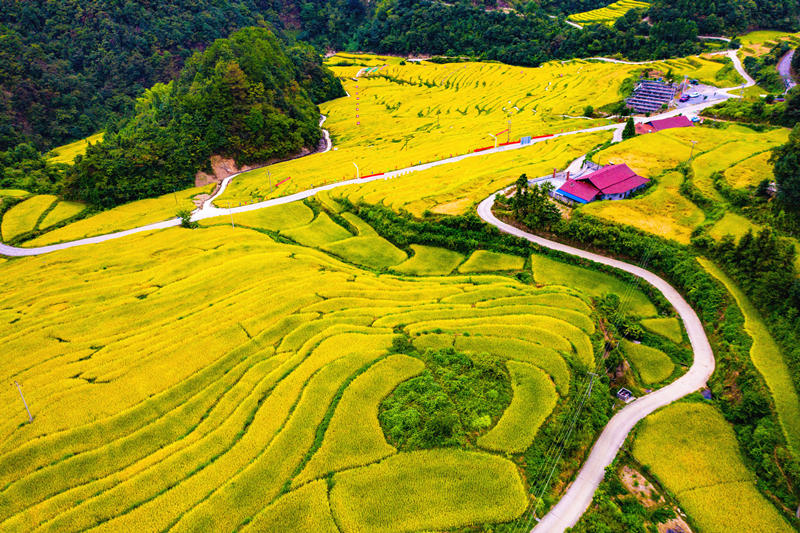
[0, 49, 757, 530]
[778, 49, 797, 93]
[477, 193, 715, 532]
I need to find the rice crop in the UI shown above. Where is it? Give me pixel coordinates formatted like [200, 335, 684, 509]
[620, 339, 675, 384]
[282, 212, 354, 247]
[1, 194, 57, 241]
[723, 151, 773, 190]
[392, 244, 465, 275]
[640, 317, 683, 343]
[530, 253, 657, 317]
[699, 258, 800, 459]
[329, 449, 528, 533]
[633, 402, 793, 533]
[39, 201, 86, 230]
[581, 171, 705, 245]
[295, 354, 425, 485]
[477, 362, 558, 452]
[0, 217, 610, 531]
[241, 480, 338, 533]
[0, 189, 29, 197]
[568, 0, 650, 25]
[24, 186, 211, 247]
[458, 250, 525, 272]
[46, 133, 105, 165]
[214, 202, 314, 231]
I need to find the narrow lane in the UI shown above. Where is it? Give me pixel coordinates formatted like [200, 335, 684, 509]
[476, 193, 715, 533]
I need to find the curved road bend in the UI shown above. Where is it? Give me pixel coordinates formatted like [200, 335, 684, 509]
[477, 193, 715, 533]
[778, 49, 797, 93]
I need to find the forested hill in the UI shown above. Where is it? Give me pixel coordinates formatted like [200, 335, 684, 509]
[2, 0, 703, 153]
[63, 27, 343, 208]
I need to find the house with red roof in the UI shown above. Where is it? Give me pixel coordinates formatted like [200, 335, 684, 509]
[554, 164, 649, 204]
[635, 115, 694, 135]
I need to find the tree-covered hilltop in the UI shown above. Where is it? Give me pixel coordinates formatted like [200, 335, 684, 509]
[649, 0, 800, 35]
[63, 27, 343, 208]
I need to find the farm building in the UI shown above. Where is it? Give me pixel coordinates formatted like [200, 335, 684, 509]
[554, 164, 649, 204]
[635, 115, 694, 134]
[625, 80, 677, 114]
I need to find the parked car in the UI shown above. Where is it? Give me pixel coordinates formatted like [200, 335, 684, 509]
[679, 94, 690, 102]
[688, 91, 701, 98]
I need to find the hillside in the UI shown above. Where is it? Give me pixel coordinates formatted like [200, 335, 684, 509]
[62, 27, 343, 208]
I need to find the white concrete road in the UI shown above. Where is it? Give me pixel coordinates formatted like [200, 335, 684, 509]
[778, 49, 797, 93]
[477, 193, 715, 533]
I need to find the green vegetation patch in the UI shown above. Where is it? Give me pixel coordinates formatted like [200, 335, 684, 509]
[329, 449, 527, 533]
[620, 339, 675, 384]
[392, 244, 465, 275]
[530, 253, 657, 317]
[454, 336, 570, 394]
[1, 194, 57, 241]
[478, 362, 558, 453]
[379, 349, 512, 450]
[640, 317, 683, 344]
[458, 250, 525, 273]
[634, 402, 793, 533]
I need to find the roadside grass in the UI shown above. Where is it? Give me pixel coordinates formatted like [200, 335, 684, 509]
[640, 317, 683, 344]
[1, 194, 57, 241]
[329, 449, 528, 533]
[39, 201, 86, 230]
[620, 339, 675, 384]
[581, 171, 705, 245]
[46, 133, 105, 165]
[477, 362, 558, 453]
[568, 0, 650, 25]
[392, 244, 465, 275]
[699, 258, 800, 459]
[530, 253, 657, 317]
[633, 402, 794, 533]
[458, 250, 525, 272]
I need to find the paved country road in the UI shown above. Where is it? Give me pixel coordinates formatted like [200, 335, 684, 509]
[778, 49, 797, 93]
[477, 193, 716, 533]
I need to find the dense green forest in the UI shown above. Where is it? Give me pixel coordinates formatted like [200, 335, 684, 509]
[63, 27, 343, 208]
[649, 0, 800, 35]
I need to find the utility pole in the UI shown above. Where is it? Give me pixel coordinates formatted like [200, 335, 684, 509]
[267, 170, 271, 189]
[353, 162, 360, 179]
[13, 381, 32, 423]
[488, 133, 498, 149]
[689, 140, 698, 160]
[228, 201, 235, 229]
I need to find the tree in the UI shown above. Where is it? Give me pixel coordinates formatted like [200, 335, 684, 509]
[583, 105, 595, 117]
[770, 123, 800, 210]
[622, 117, 636, 140]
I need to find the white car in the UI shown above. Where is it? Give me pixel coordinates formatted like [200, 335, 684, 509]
[688, 91, 701, 98]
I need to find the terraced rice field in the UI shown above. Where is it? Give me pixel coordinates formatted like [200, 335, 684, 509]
[1, 194, 57, 241]
[215, 55, 734, 212]
[0, 209, 619, 530]
[568, 0, 649, 25]
[46, 133, 105, 165]
[640, 317, 683, 343]
[699, 259, 800, 460]
[723, 151, 775, 190]
[39, 201, 86, 230]
[530, 253, 658, 317]
[458, 250, 525, 272]
[620, 339, 674, 384]
[582, 171, 705, 244]
[24, 186, 212, 247]
[634, 402, 794, 533]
